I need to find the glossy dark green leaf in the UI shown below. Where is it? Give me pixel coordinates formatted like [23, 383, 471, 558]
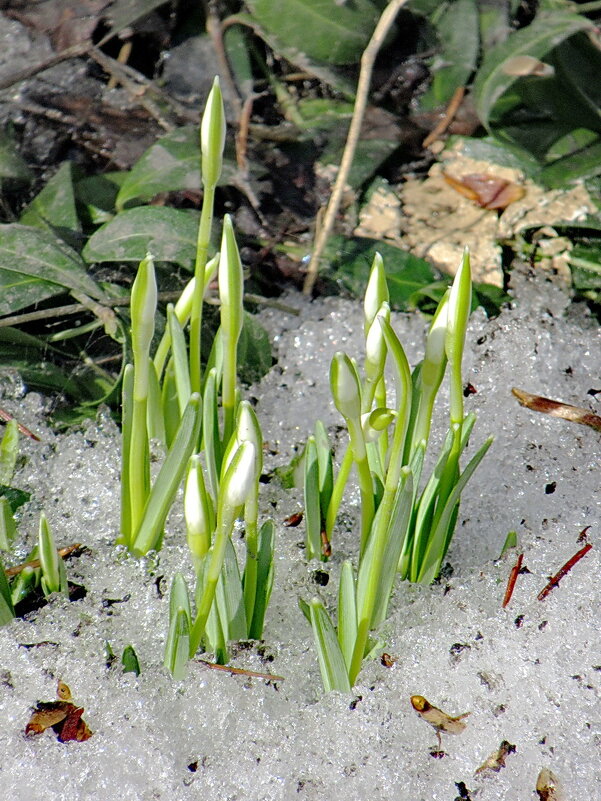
[75, 172, 125, 225]
[116, 126, 201, 210]
[553, 33, 601, 133]
[226, 13, 356, 96]
[0, 224, 105, 316]
[83, 207, 201, 268]
[328, 237, 435, 309]
[569, 243, 601, 291]
[447, 135, 540, 175]
[320, 137, 400, 190]
[244, 0, 379, 66]
[477, 0, 510, 53]
[538, 138, 601, 189]
[0, 486, 31, 513]
[20, 162, 81, 244]
[406, 0, 443, 14]
[223, 25, 254, 98]
[0, 327, 114, 403]
[115, 127, 241, 211]
[473, 11, 593, 130]
[473, 283, 510, 317]
[419, 0, 479, 110]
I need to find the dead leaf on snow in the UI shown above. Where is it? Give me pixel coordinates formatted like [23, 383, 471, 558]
[536, 768, 563, 800]
[25, 681, 93, 742]
[411, 695, 469, 749]
[512, 388, 601, 433]
[475, 740, 516, 775]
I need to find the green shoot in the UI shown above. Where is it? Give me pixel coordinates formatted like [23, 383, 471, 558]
[303, 249, 493, 690]
[38, 513, 68, 597]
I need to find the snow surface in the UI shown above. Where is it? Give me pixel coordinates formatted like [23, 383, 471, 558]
[0, 265, 599, 800]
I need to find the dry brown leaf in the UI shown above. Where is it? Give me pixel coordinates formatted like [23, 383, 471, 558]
[512, 388, 601, 432]
[411, 695, 469, 749]
[475, 740, 516, 775]
[25, 681, 92, 742]
[443, 172, 526, 210]
[536, 768, 563, 800]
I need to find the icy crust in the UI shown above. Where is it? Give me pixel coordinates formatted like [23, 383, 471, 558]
[0, 267, 599, 800]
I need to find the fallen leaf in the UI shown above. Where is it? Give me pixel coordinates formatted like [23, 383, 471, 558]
[536, 768, 563, 800]
[475, 740, 516, 774]
[283, 512, 303, 527]
[443, 172, 526, 210]
[25, 681, 92, 742]
[512, 387, 601, 432]
[410, 695, 469, 749]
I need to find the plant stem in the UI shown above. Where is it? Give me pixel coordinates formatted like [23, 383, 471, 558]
[189, 502, 236, 656]
[189, 185, 214, 398]
[325, 446, 353, 536]
[243, 493, 259, 626]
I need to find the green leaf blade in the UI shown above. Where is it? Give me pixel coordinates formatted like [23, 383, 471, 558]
[83, 207, 201, 269]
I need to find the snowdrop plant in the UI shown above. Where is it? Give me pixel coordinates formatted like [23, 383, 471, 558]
[115, 76, 274, 675]
[303, 249, 493, 691]
[165, 401, 274, 678]
[0, 511, 69, 626]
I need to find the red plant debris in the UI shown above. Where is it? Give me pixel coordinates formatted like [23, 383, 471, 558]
[537, 543, 593, 601]
[502, 553, 524, 608]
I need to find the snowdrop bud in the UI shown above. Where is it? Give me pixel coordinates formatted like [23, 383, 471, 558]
[363, 252, 389, 332]
[219, 215, 244, 338]
[361, 408, 395, 442]
[445, 248, 472, 367]
[330, 352, 362, 422]
[184, 456, 209, 543]
[130, 254, 157, 360]
[446, 248, 472, 425]
[236, 401, 263, 479]
[365, 302, 390, 383]
[38, 512, 60, 594]
[201, 77, 226, 190]
[421, 290, 449, 390]
[223, 441, 256, 507]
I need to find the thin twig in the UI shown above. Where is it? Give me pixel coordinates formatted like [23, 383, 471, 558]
[236, 95, 254, 172]
[502, 552, 523, 608]
[87, 48, 182, 131]
[422, 86, 465, 148]
[302, 0, 411, 295]
[0, 408, 41, 441]
[537, 543, 593, 601]
[5, 543, 82, 577]
[0, 289, 298, 331]
[196, 659, 284, 682]
[0, 25, 129, 92]
[205, 0, 242, 118]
